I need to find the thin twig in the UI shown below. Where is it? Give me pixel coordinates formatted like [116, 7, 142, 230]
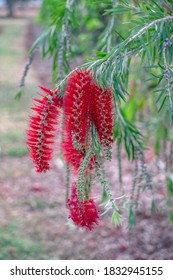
[77, 149, 93, 200]
[19, 48, 37, 88]
[65, 163, 70, 207]
[65, 21, 71, 64]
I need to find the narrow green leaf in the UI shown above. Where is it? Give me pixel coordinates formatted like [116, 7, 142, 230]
[94, 50, 107, 58]
[150, 0, 164, 12]
[168, 213, 173, 224]
[144, 65, 159, 69]
[28, 29, 49, 55]
[144, 76, 157, 82]
[104, 6, 133, 15]
[151, 199, 157, 214]
[15, 90, 23, 101]
[158, 96, 167, 112]
[128, 208, 136, 227]
[156, 89, 165, 104]
[166, 177, 173, 196]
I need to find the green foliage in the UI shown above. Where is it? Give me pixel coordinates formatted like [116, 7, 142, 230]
[168, 212, 173, 224]
[128, 207, 136, 227]
[166, 176, 173, 223]
[38, 0, 66, 25]
[166, 176, 173, 196]
[33, 0, 114, 82]
[114, 108, 144, 160]
[112, 210, 122, 227]
[15, 90, 23, 101]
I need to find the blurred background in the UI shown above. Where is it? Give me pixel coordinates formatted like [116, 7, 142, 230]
[0, 0, 173, 260]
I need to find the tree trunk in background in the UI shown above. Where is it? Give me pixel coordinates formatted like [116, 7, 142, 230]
[6, 0, 14, 17]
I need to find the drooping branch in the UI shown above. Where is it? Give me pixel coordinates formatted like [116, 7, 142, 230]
[19, 48, 38, 89]
[124, 16, 173, 49]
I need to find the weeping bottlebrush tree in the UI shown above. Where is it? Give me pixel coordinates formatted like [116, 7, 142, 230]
[20, 0, 173, 230]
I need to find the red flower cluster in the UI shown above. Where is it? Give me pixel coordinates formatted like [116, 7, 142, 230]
[64, 70, 93, 145]
[92, 86, 114, 154]
[27, 69, 114, 231]
[62, 70, 92, 170]
[62, 69, 114, 170]
[27, 86, 62, 173]
[68, 184, 99, 230]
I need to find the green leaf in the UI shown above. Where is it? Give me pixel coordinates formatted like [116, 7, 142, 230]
[151, 199, 157, 214]
[144, 65, 159, 69]
[114, 30, 125, 41]
[104, 5, 134, 15]
[14, 90, 23, 101]
[156, 89, 165, 104]
[128, 208, 136, 228]
[166, 177, 173, 196]
[94, 50, 107, 58]
[154, 88, 164, 93]
[139, 36, 152, 64]
[144, 76, 157, 82]
[168, 212, 173, 224]
[29, 29, 49, 55]
[112, 211, 122, 227]
[154, 138, 160, 154]
[150, 0, 164, 13]
[158, 96, 167, 112]
[101, 187, 109, 201]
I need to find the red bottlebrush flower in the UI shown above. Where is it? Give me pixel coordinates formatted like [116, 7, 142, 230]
[62, 69, 94, 170]
[92, 86, 114, 157]
[68, 184, 99, 230]
[62, 133, 85, 171]
[63, 68, 114, 169]
[27, 86, 62, 173]
[64, 69, 94, 146]
[63, 69, 98, 170]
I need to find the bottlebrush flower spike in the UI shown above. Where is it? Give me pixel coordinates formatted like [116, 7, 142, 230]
[62, 69, 95, 170]
[27, 86, 62, 173]
[63, 69, 94, 146]
[68, 183, 99, 230]
[63, 68, 114, 169]
[92, 86, 114, 158]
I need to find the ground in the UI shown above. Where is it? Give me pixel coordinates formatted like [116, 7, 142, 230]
[0, 8, 173, 260]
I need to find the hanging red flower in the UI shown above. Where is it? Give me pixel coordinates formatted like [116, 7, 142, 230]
[63, 69, 93, 146]
[63, 69, 114, 169]
[27, 86, 62, 173]
[67, 183, 100, 230]
[92, 85, 114, 157]
[27, 69, 114, 231]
